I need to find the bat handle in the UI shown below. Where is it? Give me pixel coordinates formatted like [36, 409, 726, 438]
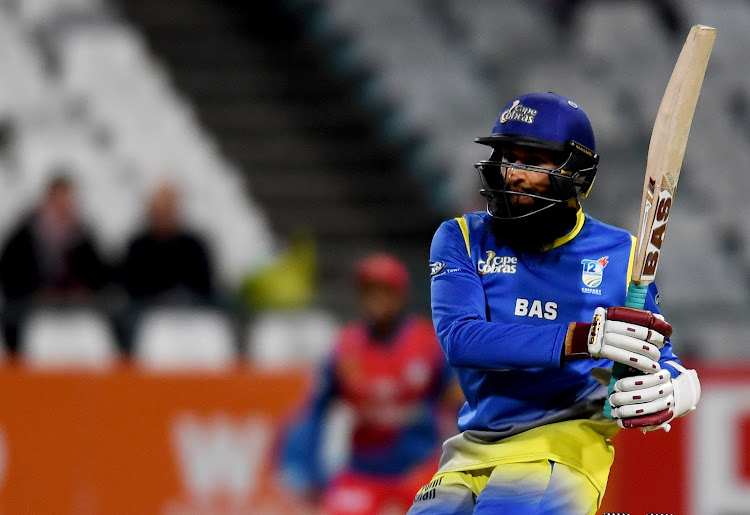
[602, 282, 651, 418]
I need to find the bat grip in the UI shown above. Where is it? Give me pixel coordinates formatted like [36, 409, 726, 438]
[602, 282, 651, 418]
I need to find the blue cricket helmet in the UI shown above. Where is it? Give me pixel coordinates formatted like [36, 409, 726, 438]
[481, 92, 596, 151]
[475, 92, 600, 219]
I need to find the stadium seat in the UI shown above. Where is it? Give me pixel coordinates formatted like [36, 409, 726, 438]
[20, 307, 119, 368]
[133, 307, 237, 371]
[246, 309, 339, 369]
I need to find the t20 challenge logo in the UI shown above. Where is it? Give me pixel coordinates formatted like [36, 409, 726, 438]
[581, 256, 609, 294]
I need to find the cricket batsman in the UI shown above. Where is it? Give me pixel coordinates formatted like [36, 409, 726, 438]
[407, 92, 701, 514]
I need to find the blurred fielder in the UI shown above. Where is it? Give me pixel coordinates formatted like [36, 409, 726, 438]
[278, 253, 461, 515]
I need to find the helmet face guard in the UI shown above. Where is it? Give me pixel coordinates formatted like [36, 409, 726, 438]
[474, 138, 599, 220]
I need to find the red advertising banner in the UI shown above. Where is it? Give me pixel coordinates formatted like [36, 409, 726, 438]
[0, 365, 311, 514]
[0, 362, 747, 514]
[600, 362, 750, 515]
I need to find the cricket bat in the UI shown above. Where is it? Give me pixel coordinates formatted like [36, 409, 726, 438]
[603, 25, 716, 418]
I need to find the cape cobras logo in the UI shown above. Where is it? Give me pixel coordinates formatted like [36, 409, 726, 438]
[478, 251, 517, 275]
[500, 100, 538, 124]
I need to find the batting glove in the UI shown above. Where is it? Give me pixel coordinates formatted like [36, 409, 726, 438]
[564, 306, 672, 373]
[609, 361, 701, 432]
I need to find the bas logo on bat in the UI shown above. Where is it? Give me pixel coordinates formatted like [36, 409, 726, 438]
[640, 186, 673, 281]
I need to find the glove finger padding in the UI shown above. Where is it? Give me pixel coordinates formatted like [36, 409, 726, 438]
[611, 395, 674, 419]
[610, 382, 674, 407]
[610, 370, 673, 415]
[606, 307, 672, 345]
[606, 320, 665, 347]
[613, 370, 672, 391]
[599, 332, 662, 368]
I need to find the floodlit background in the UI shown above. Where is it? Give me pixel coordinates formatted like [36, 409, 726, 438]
[0, 0, 747, 513]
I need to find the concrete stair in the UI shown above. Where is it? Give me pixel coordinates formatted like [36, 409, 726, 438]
[117, 0, 442, 315]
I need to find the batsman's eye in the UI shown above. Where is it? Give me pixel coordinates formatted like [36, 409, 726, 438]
[502, 152, 518, 163]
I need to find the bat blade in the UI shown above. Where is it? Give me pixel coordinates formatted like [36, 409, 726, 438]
[604, 25, 715, 420]
[632, 24, 716, 284]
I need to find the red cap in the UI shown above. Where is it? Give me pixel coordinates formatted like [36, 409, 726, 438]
[353, 253, 410, 295]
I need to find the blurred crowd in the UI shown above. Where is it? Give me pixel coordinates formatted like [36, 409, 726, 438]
[0, 171, 218, 357]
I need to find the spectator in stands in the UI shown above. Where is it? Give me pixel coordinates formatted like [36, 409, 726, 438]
[277, 253, 461, 515]
[121, 180, 213, 304]
[0, 172, 111, 353]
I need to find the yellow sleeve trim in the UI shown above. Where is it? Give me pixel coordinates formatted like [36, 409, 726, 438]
[454, 217, 471, 258]
[544, 205, 585, 250]
[626, 234, 637, 288]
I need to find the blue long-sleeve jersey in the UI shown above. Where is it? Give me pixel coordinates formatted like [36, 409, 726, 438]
[429, 208, 683, 436]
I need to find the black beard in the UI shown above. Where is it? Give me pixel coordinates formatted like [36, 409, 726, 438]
[489, 200, 579, 251]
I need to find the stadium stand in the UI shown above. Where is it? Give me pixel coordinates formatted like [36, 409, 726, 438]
[118, 0, 445, 317]
[0, 0, 312, 365]
[0, 0, 748, 365]
[0, 0, 275, 288]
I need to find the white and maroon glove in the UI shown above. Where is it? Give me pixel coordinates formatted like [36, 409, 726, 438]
[564, 306, 672, 374]
[608, 361, 701, 432]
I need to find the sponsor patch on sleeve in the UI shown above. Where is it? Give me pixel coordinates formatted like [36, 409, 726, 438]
[429, 261, 446, 277]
